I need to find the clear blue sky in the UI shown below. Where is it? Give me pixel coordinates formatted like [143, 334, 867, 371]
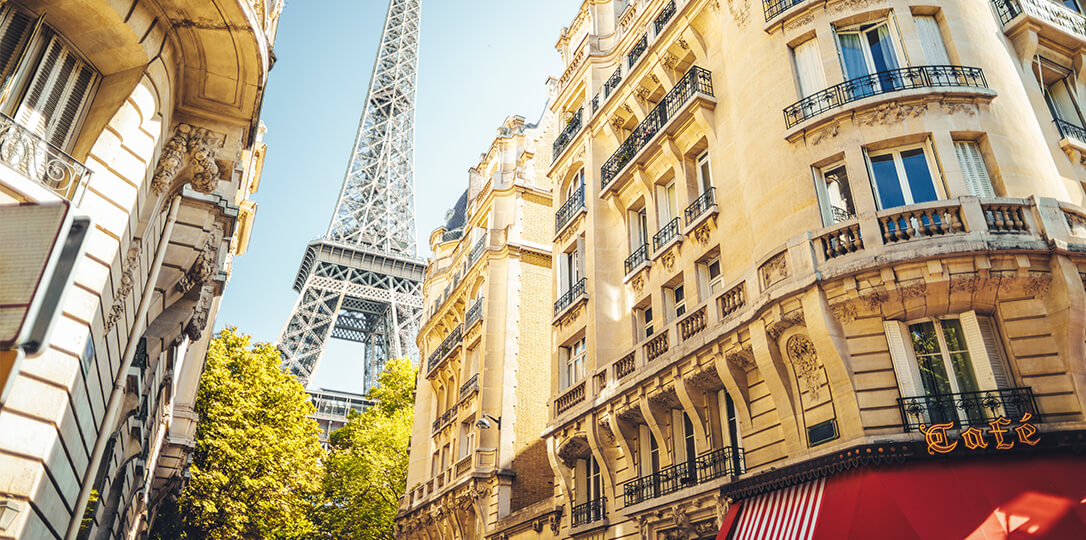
[216, 0, 581, 392]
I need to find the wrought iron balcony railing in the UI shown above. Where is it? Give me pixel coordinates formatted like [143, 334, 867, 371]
[783, 65, 988, 128]
[602, 66, 714, 191]
[554, 277, 587, 317]
[465, 298, 484, 329]
[468, 234, 487, 266]
[572, 497, 606, 527]
[897, 387, 1040, 432]
[555, 184, 585, 233]
[628, 34, 648, 68]
[459, 373, 479, 397]
[1054, 118, 1086, 141]
[426, 324, 463, 374]
[623, 446, 744, 506]
[553, 108, 584, 162]
[992, 0, 1086, 39]
[652, 217, 681, 251]
[764, 0, 803, 23]
[0, 112, 92, 202]
[431, 404, 458, 434]
[684, 187, 716, 227]
[654, 0, 677, 34]
[624, 243, 650, 275]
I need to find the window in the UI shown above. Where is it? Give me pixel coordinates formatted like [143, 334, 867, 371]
[665, 283, 685, 320]
[717, 390, 743, 449]
[458, 421, 475, 460]
[638, 305, 654, 339]
[696, 152, 713, 194]
[432, 451, 440, 476]
[656, 181, 678, 224]
[463, 345, 479, 380]
[566, 168, 585, 202]
[953, 140, 995, 197]
[816, 163, 855, 225]
[836, 19, 902, 96]
[884, 312, 1014, 424]
[867, 144, 941, 210]
[913, 15, 951, 65]
[81, 338, 95, 376]
[579, 456, 602, 503]
[698, 256, 722, 298]
[1060, 0, 1084, 14]
[629, 207, 649, 250]
[792, 37, 827, 98]
[564, 337, 586, 389]
[638, 425, 660, 476]
[1037, 57, 1085, 132]
[0, 7, 98, 150]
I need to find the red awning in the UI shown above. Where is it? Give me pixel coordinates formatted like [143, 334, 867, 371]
[721, 456, 1086, 540]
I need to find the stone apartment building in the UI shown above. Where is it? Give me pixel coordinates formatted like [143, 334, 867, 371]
[0, 0, 278, 538]
[543, 0, 1086, 538]
[396, 114, 564, 540]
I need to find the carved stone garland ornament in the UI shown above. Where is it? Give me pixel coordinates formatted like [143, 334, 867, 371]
[786, 334, 824, 400]
[176, 223, 224, 294]
[151, 124, 226, 194]
[105, 241, 142, 332]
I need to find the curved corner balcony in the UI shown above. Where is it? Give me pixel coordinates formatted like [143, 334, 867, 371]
[0, 112, 91, 203]
[763, 0, 804, 23]
[601, 66, 715, 196]
[783, 65, 990, 130]
[992, 0, 1086, 47]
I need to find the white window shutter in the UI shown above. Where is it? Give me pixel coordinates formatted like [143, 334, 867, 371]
[954, 141, 995, 197]
[14, 36, 96, 149]
[0, 8, 33, 90]
[884, 321, 924, 398]
[793, 38, 826, 98]
[959, 311, 1012, 391]
[15, 35, 63, 137]
[914, 16, 951, 65]
[47, 61, 94, 149]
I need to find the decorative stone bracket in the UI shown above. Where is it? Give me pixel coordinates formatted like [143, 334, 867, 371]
[151, 124, 227, 195]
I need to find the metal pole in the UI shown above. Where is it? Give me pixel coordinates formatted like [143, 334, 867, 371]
[65, 195, 182, 540]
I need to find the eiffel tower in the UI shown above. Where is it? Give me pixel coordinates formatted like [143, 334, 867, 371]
[279, 0, 424, 394]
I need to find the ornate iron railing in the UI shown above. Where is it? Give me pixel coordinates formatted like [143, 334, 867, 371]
[605, 67, 622, 96]
[654, 0, 677, 34]
[652, 217, 681, 251]
[441, 229, 463, 242]
[1054, 118, 1086, 141]
[553, 108, 584, 162]
[783, 65, 988, 128]
[897, 387, 1040, 432]
[469, 234, 487, 266]
[0, 113, 92, 203]
[764, 0, 803, 23]
[572, 497, 606, 527]
[602, 66, 714, 190]
[427, 325, 463, 374]
[684, 187, 716, 227]
[554, 277, 587, 316]
[465, 298, 484, 329]
[459, 373, 479, 397]
[432, 404, 458, 433]
[625, 243, 650, 275]
[992, 0, 1086, 39]
[628, 34, 648, 68]
[623, 446, 743, 506]
[556, 184, 586, 233]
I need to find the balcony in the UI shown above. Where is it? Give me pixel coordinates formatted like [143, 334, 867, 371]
[645, 330, 669, 362]
[555, 184, 586, 235]
[552, 107, 584, 163]
[572, 497, 606, 528]
[601, 66, 715, 194]
[556, 380, 586, 416]
[0, 112, 92, 202]
[624, 243, 651, 276]
[459, 373, 479, 398]
[623, 446, 745, 506]
[654, 0, 677, 34]
[431, 404, 458, 434]
[992, 0, 1086, 45]
[465, 299, 484, 330]
[897, 387, 1041, 432]
[614, 351, 636, 381]
[554, 277, 587, 318]
[426, 325, 463, 375]
[652, 217, 681, 252]
[718, 282, 746, 319]
[468, 234, 487, 267]
[683, 187, 717, 231]
[677, 306, 707, 341]
[627, 34, 648, 69]
[784, 65, 989, 129]
[763, 0, 803, 23]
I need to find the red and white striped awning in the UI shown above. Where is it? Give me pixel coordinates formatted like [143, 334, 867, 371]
[728, 477, 826, 540]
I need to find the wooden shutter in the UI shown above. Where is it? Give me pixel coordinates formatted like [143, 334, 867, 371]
[793, 38, 826, 98]
[914, 16, 951, 65]
[959, 311, 1012, 390]
[883, 321, 924, 398]
[0, 8, 32, 95]
[954, 141, 996, 197]
[15, 35, 96, 149]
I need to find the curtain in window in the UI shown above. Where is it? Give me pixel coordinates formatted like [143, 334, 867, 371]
[914, 16, 951, 65]
[838, 33, 868, 81]
[793, 38, 826, 98]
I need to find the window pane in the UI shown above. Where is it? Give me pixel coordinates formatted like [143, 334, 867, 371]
[867, 25, 900, 72]
[838, 33, 868, 80]
[871, 154, 905, 208]
[901, 149, 938, 203]
[910, 322, 954, 396]
[941, 320, 980, 394]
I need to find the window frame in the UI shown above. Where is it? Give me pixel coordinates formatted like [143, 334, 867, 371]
[563, 336, 586, 390]
[865, 141, 944, 210]
[833, 18, 906, 82]
[696, 151, 712, 194]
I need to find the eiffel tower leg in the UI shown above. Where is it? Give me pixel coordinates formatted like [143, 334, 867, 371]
[278, 275, 345, 386]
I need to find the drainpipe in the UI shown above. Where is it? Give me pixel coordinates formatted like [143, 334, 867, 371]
[65, 195, 182, 540]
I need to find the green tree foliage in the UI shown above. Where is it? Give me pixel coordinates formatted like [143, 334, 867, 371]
[315, 357, 416, 540]
[178, 328, 323, 539]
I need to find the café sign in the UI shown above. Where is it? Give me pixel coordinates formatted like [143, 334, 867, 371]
[920, 413, 1040, 455]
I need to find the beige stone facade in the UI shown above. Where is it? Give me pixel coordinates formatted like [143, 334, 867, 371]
[396, 115, 563, 539]
[543, 0, 1086, 538]
[0, 0, 277, 537]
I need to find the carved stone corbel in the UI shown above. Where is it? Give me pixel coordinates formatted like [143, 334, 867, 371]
[176, 223, 224, 294]
[151, 124, 226, 195]
[184, 281, 215, 341]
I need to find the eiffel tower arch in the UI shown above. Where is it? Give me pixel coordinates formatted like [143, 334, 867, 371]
[279, 0, 425, 394]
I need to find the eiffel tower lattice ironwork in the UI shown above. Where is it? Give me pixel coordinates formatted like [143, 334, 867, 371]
[279, 0, 425, 393]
